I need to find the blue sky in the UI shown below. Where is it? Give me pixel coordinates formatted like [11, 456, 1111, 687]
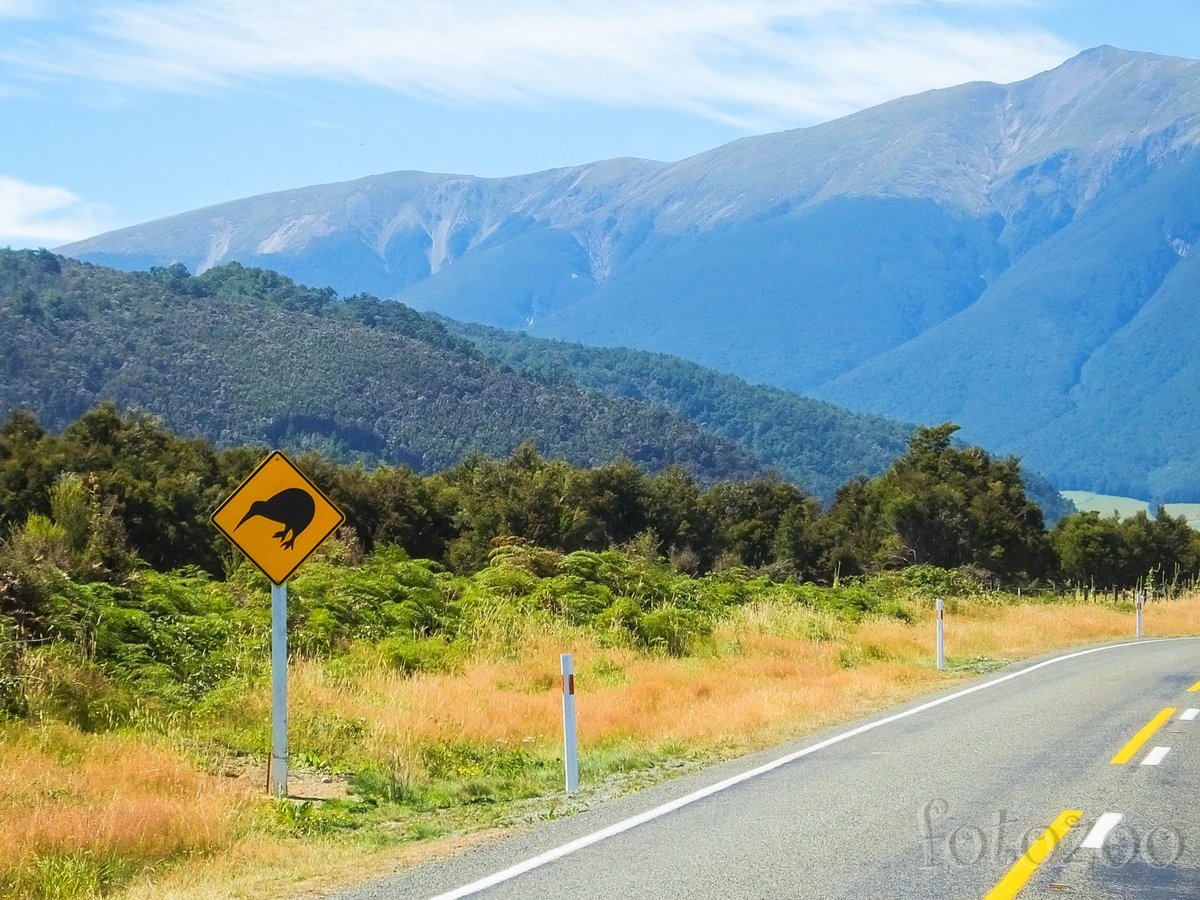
[2, 0, 1198, 248]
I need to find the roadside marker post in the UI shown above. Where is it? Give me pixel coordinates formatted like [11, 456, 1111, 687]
[936, 598, 945, 671]
[1136, 591, 1145, 638]
[210, 451, 345, 799]
[561, 653, 579, 793]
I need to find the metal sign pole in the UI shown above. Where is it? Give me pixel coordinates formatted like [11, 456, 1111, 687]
[271, 582, 288, 798]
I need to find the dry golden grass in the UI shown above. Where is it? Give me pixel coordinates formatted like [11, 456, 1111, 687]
[252, 593, 1200, 773]
[857, 593, 1200, 664]
[284, 632, 920, 763]
[0, 725, 251, 897]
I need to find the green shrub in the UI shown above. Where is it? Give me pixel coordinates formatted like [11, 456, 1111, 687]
[532, 574, 614, 623]
[596, 597, 642, 635]
[295, 607, 340, 654]
[378, 635, 462, 676]
[636, 606, 711, 656]
[291, 712, 368, 770]
[23, 645, 137, 732]
[0, 615, 26, 719]
[897, 564, 982, 597]
[421, 741, 541, 781]
[350, 754, 421, 805]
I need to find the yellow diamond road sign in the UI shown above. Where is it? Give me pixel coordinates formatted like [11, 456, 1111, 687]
[211, 451, 345, 585]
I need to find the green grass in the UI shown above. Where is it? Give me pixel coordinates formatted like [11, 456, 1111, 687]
[1061, 491, 1200, 528]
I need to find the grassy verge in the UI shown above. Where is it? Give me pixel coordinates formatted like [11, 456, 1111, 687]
[6, 585, 1197, 899]
[0, 725, 248, 897]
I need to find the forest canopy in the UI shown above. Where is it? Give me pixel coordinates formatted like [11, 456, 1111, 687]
[1, 406, 1192, 593]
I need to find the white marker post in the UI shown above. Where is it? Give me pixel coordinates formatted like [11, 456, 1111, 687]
[1136, 591, 1145, 639]
[561, 653, 579, 793]
[271, 582, 289, 798]
[936, 598, 945, 671]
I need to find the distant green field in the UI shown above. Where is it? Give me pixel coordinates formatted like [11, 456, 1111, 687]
[1061, 491, 1200, 529]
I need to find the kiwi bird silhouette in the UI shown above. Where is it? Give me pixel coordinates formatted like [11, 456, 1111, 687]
[235, 488, 316, 550]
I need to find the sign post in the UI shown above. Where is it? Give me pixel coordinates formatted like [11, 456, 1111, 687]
[211, 451, 345, 798]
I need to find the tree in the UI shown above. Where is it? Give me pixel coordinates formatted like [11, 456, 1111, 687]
[642, 466, 712, 569]
[57, 404, 224, 571]
[869, 424, 1051, 581]
[703, 476, 817, 569]
[0, 409, 62, 529]
[817, 477, 889, 580]
[1051, 512, 1123, 594]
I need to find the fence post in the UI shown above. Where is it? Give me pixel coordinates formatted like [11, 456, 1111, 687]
[561, 653, 579, 793]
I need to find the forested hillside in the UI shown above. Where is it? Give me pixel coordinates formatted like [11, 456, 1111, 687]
[446, 321, 1073, 519]
[448, 322, 912, 500]
[1, 249, 1077, 518]
[0, 250, 759, 482]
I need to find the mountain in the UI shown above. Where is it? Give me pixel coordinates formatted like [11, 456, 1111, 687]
[57, 47, 1200, 500]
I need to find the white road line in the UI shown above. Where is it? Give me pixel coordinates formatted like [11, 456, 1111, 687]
[431, 638, 1189, 900]
[1081, 813, 1124, 849]
[1180, 708, 1199, 721]
[1142, 746, 1171, 766]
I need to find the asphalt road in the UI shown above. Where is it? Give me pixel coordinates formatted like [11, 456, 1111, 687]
[336, 637, 1200, 900]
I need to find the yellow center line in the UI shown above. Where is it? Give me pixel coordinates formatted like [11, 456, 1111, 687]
[983, 809, 1081, 900]
[1188, 680, 1200, 692]
[1111, 707, 1177, 764]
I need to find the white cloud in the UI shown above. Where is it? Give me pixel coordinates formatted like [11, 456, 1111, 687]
[4, 0, 1073, 127]
[0, 0, 46, 17]
[0, 176, 111, 247]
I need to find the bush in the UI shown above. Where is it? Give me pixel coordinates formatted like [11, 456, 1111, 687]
[0, 616, 25, 719]
[379, 635, 461, 675]
[898, 564, 982, 597]
[637, 606, 711, 656]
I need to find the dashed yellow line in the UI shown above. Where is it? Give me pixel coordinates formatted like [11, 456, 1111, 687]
[1111, 707, 1177, 764]
[983, 809, 1081, 900]
[1188, 680, 1200, 692]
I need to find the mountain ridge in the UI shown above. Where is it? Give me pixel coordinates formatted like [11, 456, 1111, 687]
[57, 46, 1200, 500]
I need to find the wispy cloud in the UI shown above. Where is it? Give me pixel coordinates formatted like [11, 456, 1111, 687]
[0, 0, 46, 17]
[4, 0, 1072, 127]
[0, 176, 111, 247]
